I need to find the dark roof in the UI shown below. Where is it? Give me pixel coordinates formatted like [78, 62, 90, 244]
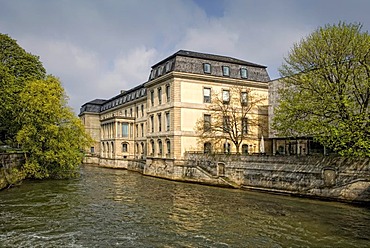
[84, 99, 106, 106]
[152, 50, 267, 68]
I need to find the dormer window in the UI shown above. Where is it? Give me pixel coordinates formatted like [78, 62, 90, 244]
[157, 66, 163, 76]
[240, 68, 248, 79]
[150, 69, 156, 79]
[222, 66, 230, 76]
[165, 61, 172, 72]
[203, 63, 211, 74]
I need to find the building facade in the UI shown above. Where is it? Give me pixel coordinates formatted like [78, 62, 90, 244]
[79, 50, 270, 165]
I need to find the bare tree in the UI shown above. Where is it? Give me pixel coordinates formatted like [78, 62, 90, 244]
[195, 86, 267, 154]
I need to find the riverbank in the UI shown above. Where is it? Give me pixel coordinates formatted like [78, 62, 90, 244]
[84, 154, 370, 204]
[0, 153, 26, 190]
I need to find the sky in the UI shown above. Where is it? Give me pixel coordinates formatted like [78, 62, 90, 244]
[1, 0, 370, 113]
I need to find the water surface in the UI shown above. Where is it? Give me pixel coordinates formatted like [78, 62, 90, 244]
[0, 166, 369, 247]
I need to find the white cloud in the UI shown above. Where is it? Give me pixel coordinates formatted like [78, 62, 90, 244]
[98, 47, 158, 96]
[1, 0, 370, 112]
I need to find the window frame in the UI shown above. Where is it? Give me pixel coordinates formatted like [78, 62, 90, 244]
[222, 89, 230, 104]
[122, 143, 128, 153]
[222, 66, 230, 77]
[204, 114, 211, 132]
[158, 113, 162, 132]
[240, 68, 248, 79]
[150, 90, 154, 106]
[122, 123, 129, 137]
[158, 139, 163, 155]
[203, 87, 211, 103]
[150, 115, 154, 132]
[241, 92, 248, 105]
[166, 84, 170, 102]
[165, 112, 170, 131]
[158, 87, 162, 105]
[203, 63, 211, 74]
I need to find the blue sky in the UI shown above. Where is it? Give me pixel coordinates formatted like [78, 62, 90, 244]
[1, 0, 370, 112]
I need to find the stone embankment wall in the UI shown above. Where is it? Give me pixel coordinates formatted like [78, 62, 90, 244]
[185, 154, 370, 203]
[85, 154, 370, 203]
[0, 153, 25, 190]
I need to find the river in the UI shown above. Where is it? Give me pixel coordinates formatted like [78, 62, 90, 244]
[0, 165, 369, 247]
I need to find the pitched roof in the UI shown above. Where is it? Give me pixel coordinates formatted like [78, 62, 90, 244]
[152, 50, 267, 68]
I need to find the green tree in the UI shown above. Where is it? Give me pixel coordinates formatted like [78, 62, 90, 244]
[0, 34, 46, 83]
[195, 86, 267, 154]
[273, 22, 370, 156]
[0, 34, 46, 144]
[16, 76, 92, 179]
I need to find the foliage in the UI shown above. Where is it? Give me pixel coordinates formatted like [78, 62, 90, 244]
[0, 33, 46, 144]
[0, 34, 46, 83]
[273, 22, 370, 157]
[16, 76, 92, 179]
[195, 86, 267, 153]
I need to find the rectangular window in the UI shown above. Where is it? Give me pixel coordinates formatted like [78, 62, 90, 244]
[240, 68, 248, 79]
[203, 87, 211, 103]
[150, 90, 154, 106]
[158, 87, 162, 105]
[150, 115, 154, 132]
[141, 104, 144, 117]
[166, 112, 170, 131]
[166, 84, 170, 102]
[241, 92, 248, 105]
[136, 124, 139, 137]
[242, 118, 248, 135]
[158, 113, 162, 132]
[203, 63, 211, 74]
[141, 123, 144, 137]
[136, 106, 139, 117]
[204, 114, 211, 132]
[222, 66, 230, 76]
[223, 90, 230, 104]
[124, 109, 127, 117]
[90, 147, 95, 154]
[130, 108, 133, 117]
[122, 123, 129, 137]
[223, 116, 230, 133]
[122, 143, 128, 153]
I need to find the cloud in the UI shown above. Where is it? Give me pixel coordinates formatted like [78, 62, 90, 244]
[1, 0, 370, 112]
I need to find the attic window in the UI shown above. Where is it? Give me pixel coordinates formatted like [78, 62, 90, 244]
[165, 61, 172, 72]
[150, 69, 156, 79]
[240, 68, 248, 79]
[157, 66, 163, 76]
[222, 66, 230, 76]
[203, 63, 211, 74]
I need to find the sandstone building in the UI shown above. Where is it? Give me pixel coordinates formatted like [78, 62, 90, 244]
[79, 50, 270, 166]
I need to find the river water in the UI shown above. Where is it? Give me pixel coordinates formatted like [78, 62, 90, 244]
[0, 166, 369, 247]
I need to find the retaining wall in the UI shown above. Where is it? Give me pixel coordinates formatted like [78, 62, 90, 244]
[0, 153, 26, 190]
[86, 154, 370, 203]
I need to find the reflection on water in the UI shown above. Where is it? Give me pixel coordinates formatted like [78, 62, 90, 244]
[0, 165, 369, 247]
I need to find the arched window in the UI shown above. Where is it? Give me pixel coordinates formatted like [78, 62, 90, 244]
[150, 140, 155, 156]
[141, 142, 145, 155]
[204, 142, 212, 154]
[158, 140, 163, 155]
[166, 140, 171, 156]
